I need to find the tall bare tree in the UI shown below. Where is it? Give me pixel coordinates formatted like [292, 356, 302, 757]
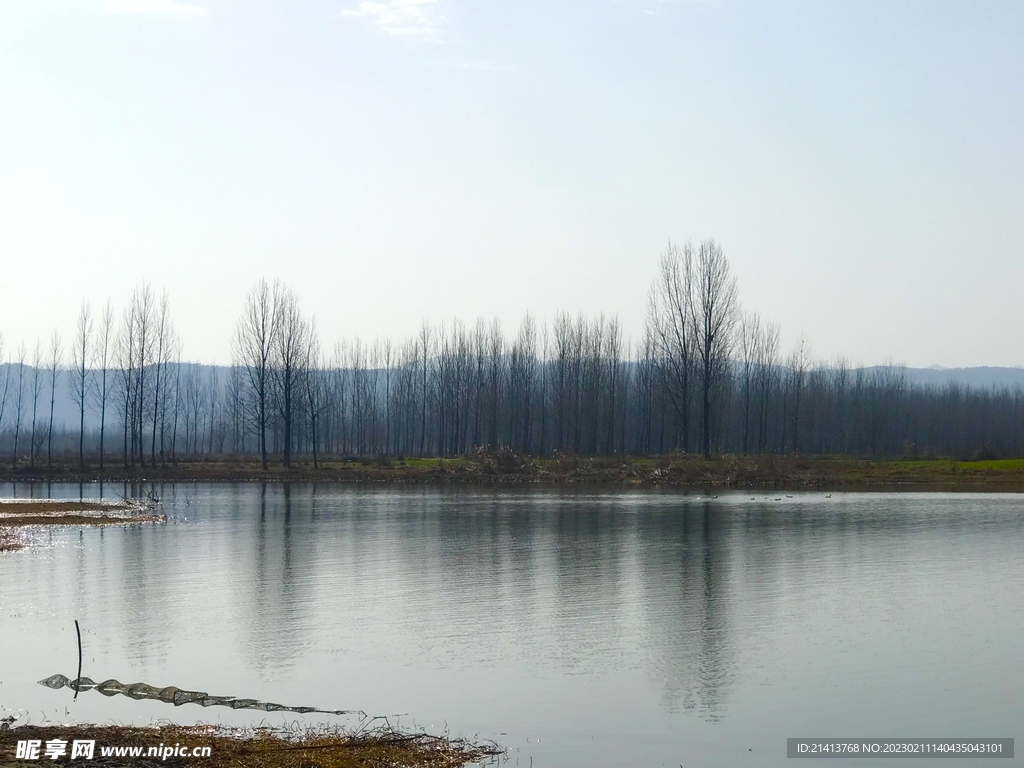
[738, 312, 761, 455]
[648, 241, 696, 453]
[757, 322, 780, 453]
[514, 314, 537, 452]
[831, 355, 850, 454]
[303, 319, 326, 468]
[94, 300, 115, 470]
[205, 367, 220, 454]
[150, 293, 175, 465]
[29, 342, 46, 466]
[115, 304, 136, 469]
[113, 285, 156, 469]
[382, 338, 393, 455]
[182, 365, 206, 454]
[46, 331, 62, 469]
[70, 302, 93, 468]
[787, 333, 812, 454]
[11, 345, 26, 468]
[604, 317, 622, 454]
[227, 363, 245, 455]
[417, 322, 432, 457]
[169, 350, 184, 462]
[272, 287, 307, 467]
[233, 278, 280, 470]
[538, 322, 549, 454]
[690, 239, 738, 460]
[0, 335, 11, 453]
[130, 285, 156, 468]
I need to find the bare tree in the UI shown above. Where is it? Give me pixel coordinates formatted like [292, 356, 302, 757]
[538, 321, 549, 454]
[552, 313, 572, 450]
[272, 287, 307, 467]
[691, 239, 738, 460]
[303, 319, 326, 467]
[150, 293, 175, 465]
[227, 363, 245, 455]
[11, 345, 26, 468]
[182, 365, 206, 455]
[206, 367, 220, 455]
[757, 322, 780, 453]
[787, 333, 812, 453]
[604, 317, 622, 454]
[0, 335, 11, 453]
[169, 350, 183, 462]
[112, 285, 156, 469]
[46, 331, 62, 469]
[161, 334, 181, 464]
[135, 286, 157, 467]
[115, 305, 136, 469]
[233, 278, 280, 470]
[382, 338, 393, 454]
[831, 355, 850, 454]
[417, 322, 431, 456]
[486, 319, 505, 449]
[648, 241, 696, 453]
[331, 341, 350, 454]
[94, 300, 115, 470]
[515, 314, 537, 452]
[70, 301, 93, 468]
[30, 342, 45, 466]
[738, 312, 761, 454]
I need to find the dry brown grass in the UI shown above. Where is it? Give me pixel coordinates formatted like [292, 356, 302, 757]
[0, 528, 20, 552]
[0, 500, 135, 514]
[0, 723, 502, 768]
[0, 513, 162, 527]
[2, 453, 1023, 489]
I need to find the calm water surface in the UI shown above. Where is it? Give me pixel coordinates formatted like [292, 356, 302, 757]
[1, 484, 1022, 767]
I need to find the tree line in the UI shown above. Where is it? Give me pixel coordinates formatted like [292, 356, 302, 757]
[0, 239, 1021, 469]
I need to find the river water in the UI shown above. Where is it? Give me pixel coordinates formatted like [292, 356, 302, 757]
[1, 484, 1022, 766]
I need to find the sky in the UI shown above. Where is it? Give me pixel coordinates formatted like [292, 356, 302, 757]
[0, 0, 1021, 367]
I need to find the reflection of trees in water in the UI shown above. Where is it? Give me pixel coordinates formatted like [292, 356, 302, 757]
[112, 485, 189, 662]
[638, 502, 731, 720]
[406, 495, 635, 670]
[297, 491, 640, 671]
[63, 482, 317, 675]
[381, 493, 550, 667]
[119, 520, 172, 667]
[549, 500, 631, 671]
[243, 483, 312, 671]
[101, 487, 791, 712]
[101, 488, 754, 714]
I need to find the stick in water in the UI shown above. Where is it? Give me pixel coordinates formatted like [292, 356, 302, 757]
[74, 620, 82, 701]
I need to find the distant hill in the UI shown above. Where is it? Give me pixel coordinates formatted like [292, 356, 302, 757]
[0, 362, 222, 432]
[864, 366, 1024, 389]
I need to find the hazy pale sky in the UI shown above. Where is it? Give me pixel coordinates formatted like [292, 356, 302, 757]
[0, 0, 1021, 367]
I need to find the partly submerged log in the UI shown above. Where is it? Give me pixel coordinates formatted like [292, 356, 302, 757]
[39, 674, 361, 717]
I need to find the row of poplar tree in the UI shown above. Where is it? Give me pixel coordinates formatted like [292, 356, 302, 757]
[0, 239, 1021, 469]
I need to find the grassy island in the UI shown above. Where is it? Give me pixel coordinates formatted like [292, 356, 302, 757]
[0, 498, 162, 552]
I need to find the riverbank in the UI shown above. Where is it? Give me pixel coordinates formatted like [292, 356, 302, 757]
[0, 499, 162, 552]
[0, 723, 501, 767]
[1, 453, 1022, 490]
